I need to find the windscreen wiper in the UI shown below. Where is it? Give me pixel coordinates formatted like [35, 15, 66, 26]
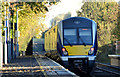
[64, 38, 72, 47]
[79, 36, 86, 46]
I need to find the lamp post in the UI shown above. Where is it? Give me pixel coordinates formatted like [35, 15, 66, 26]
[4, 2, 8, 64]
[15, 9, 23, 57]
[17, 9, 23, 27]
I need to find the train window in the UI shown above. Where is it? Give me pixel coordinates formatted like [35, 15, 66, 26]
[53, 29, 55, 33]
[64, 29, 77, 45]
[79, 28, 92, 45]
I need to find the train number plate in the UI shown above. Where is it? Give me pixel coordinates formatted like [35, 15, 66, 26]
[89, 57, 95, 60]
[74, 60, 82, 63]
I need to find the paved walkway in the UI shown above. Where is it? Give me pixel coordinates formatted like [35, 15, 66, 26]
[0, 55, 77, 77]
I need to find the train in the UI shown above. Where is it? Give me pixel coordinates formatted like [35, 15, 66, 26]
[44, 17, 98, 72]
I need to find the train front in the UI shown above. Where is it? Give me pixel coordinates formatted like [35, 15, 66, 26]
[60, 17, 97, 71]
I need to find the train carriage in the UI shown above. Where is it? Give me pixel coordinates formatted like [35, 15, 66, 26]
[44, 17, 97, 72]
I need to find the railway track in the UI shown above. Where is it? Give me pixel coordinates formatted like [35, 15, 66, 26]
[34, 51, 120, 77]
[68, 62, 120, 77]
[94, 62, 120, 77]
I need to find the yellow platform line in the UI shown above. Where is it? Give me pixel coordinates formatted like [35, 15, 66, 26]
[34, 54, 48, 77]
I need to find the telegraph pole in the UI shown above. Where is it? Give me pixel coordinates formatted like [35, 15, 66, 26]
[0, 0, 3, 67]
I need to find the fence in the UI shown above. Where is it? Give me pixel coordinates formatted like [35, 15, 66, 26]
[116, 41, 120, 54]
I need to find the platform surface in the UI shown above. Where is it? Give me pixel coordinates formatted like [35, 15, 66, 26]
[0, 54, 77, 77]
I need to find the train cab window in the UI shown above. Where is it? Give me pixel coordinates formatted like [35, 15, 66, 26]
[79, 28, 92, 45]
[64, 29, 77, 45]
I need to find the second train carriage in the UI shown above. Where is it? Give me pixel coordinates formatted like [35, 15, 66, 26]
[44, 17, 97, 71]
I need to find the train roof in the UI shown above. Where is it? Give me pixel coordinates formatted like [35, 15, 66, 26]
[62, 17, 96, 23]
[45, 17, 97, 34]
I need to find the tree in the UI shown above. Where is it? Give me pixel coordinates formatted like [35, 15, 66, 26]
[16, 2, 55, 52]
[78, 2, 118, 47]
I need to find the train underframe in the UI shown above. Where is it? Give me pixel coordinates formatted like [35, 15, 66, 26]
[62, 58, 95, 73]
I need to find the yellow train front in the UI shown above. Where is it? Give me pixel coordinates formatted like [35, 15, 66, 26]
[44, 17, 97, 72]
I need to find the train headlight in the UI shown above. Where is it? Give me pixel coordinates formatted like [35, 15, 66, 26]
[88, 47, 94, 55]
[62, 48, 68, 56]
[62, 48, 66, 52]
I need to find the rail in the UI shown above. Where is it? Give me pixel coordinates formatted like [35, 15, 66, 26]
[95, 62, 120, 76]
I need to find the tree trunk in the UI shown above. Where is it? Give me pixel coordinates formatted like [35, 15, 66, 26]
[26, 38, 33, 55]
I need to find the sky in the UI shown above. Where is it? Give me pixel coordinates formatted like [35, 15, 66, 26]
[44, 0, 84, 28]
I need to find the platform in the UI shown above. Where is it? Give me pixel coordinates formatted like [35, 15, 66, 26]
[108, 55, 120, 66]
[0, 54, 77, 76]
